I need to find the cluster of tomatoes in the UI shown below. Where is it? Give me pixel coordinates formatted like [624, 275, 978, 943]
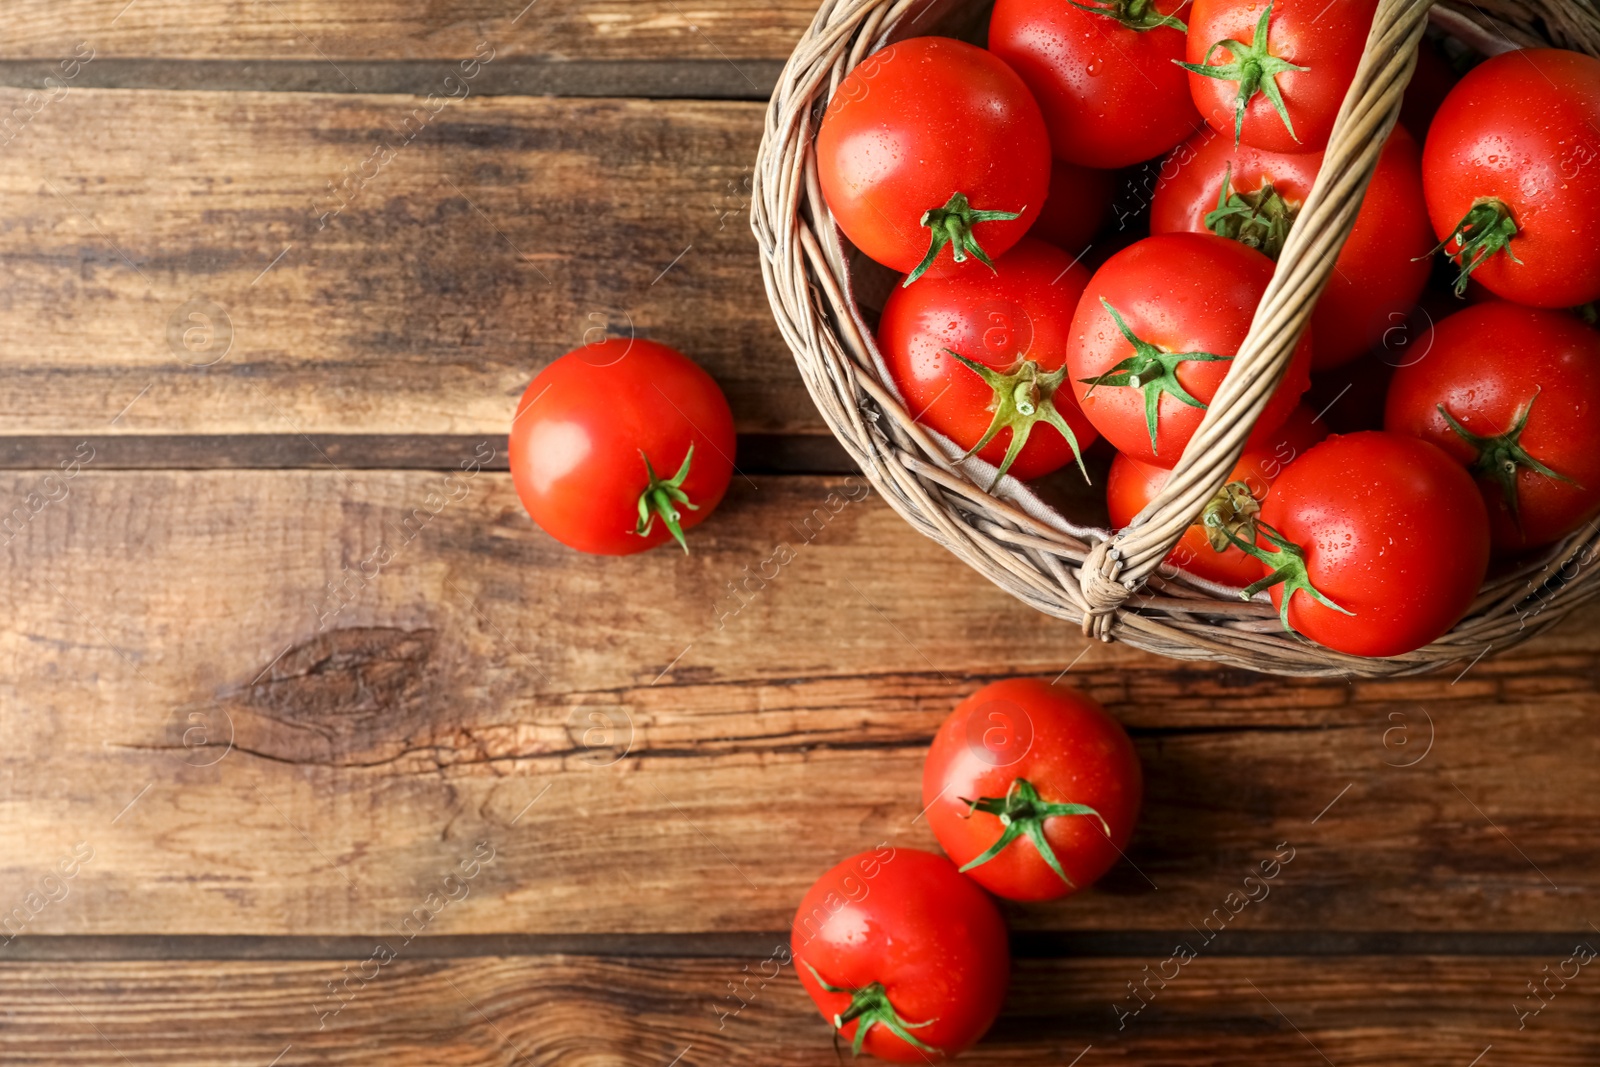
[791, 678, 1141, 1061]
[819, 0, 1600, 659]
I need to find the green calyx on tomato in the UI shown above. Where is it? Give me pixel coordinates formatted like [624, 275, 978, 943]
[958, 777, 1109, 888]
[1078, 297, 1229, 457]
[802, 961, 942, 1058]
[634, 444, 700, 554]
[907, 192, 1024, 287]
[1437, 390, 1579, 527]
[1067, 0, 1187, 32]
[1199, 479, 1261, 553]
[1177, 3, 1308, 145]
[1425, 197, 1523, 297]
[942, 348, 1089, 488]
[1227, 520, 1352, 634]
[1204, 164, 1297, 260]
[1577, 302, 1597, 326]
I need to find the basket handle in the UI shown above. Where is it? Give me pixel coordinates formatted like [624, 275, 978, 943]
[1077, 0, 1433, 639]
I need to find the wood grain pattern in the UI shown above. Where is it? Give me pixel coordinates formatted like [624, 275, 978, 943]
[0, 89, 803, 435]
[0, 470, 1593, 936]
[0, 1, 817, 62]
[3, 955, 1596, 1064]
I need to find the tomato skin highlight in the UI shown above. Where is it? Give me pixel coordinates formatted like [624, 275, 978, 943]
[792, 848, 1010, 1062]
[507, 339, 735, 556]
[988, 0, 1202, 168]
[1066, 232, 1312, 466]
[1384, 302, 1600, 554]
[1255, 431, 1490, 658]
[1421, 48, 1600, 308]
[1151, 126, 1433, 369]
[1183, 0, 1377, 153]
[922, 679, 1142, 902]
[879, 238, 1098, 481]
[1107, 403, 1327, 587]
[817, 37, 1050, 277]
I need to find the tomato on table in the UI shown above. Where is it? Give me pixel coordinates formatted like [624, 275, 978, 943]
[1385, 302, 1600, 554]
[922, 678, 1141, 902]
[988, 0, 1201, 168]
[1107, 403, 1327, 587]
[1421, 48, 1600, 307]
[817, 36, 1050, 283]
[1030, 158, 1118, 255]
[1240, 431, 1490, 657]
[792, 848, 1009, 1062]
[1151, 125, 1433, 369]
[1180, 0, 1378, 153]
[1065, 231, 1312, 466]
[878, 238, 1098, 485]
[507, 338, 735, 555]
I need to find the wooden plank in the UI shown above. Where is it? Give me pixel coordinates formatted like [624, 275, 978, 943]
[0, 1, 817, 63]
[0, 57, 787, 100]
[2, 956, 1595, 1064]
[0, 433, 854, 473]
[0, 89, 804, 435]
[0, 469, 1595, 935]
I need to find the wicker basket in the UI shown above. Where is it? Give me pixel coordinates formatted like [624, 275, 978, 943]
[752, 0, 1600, 677]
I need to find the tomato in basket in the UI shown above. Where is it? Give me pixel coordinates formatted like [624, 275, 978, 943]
[988, 0, 1201, 169]
[878, 238, 1098, 485]
[922, 678, 1142, 902]
[1107, 404, 1327, 587]
[793, 848, 1009, 1062]
[1180, 0, 1379, 153]
[1421, 47, 1600, 307]
[1065, 232, 1313, 466]
[816, 36, 1050, 285]
[1030, 158, 1118, 256]
[1151, 125, 1433, 369]
[1385, 302, 1600, 554]
[1238, 431, 1490, 657]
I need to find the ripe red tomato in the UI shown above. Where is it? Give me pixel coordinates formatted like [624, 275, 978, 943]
[1245, 431, 1489, 657]
[1065, 232, 1312, 466]
[988, 0, 1201, 168]
[817, 37, 1049, 283]
[1181, 0, 1378, 153]
[1151, 125, 1433, 369]
[1107, 403, 1327, 587]
[1421, 48, 1600, 307]
[1385, 302, 1600, 554]
[879, 238, 1098, 483]
[1030, 159, 1118, 255]
[921, 678, 1141, 902]
[508, 339, 735, 555]
[792, 848, 1009, 1062]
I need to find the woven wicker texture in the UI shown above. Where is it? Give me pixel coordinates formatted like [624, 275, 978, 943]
[752, 0, 1600, 677]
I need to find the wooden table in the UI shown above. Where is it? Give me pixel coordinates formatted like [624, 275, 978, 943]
[0, 3, 1595, 1063]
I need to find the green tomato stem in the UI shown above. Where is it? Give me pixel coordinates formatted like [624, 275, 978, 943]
[958, 777, 1110, 887]
[634, 444, 700, 553]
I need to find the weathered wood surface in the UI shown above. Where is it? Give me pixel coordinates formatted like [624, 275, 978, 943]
[0, 1, 817, 63]
[0, 470, 1593, 936]
[0, 90, 803, 436]
[2, 955, 1595, 1064]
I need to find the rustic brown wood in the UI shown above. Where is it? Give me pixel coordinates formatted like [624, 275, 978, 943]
[0, 1, 817, 62]
[0, 469, 1594, 936]
[1, 955, 1595, 1064]
[0, 89, 808, 435]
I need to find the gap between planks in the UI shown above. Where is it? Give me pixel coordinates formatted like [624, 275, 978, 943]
[5, 932, 1597, 962]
